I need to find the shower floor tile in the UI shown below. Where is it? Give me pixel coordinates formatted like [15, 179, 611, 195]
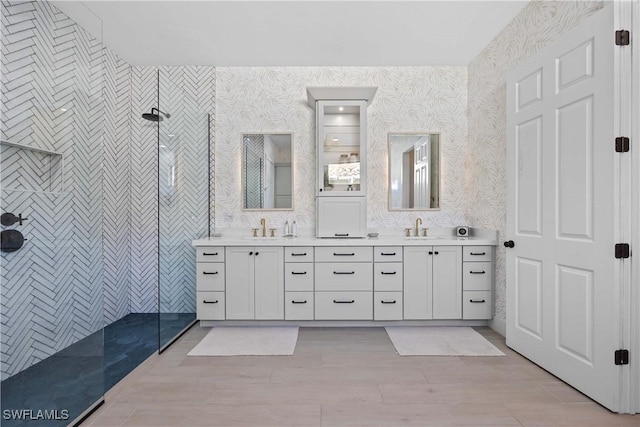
[1, 312, 195, 427]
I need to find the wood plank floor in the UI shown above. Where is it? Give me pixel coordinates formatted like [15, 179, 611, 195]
[83, 326, 639, 427]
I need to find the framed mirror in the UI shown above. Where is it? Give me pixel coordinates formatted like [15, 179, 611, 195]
[242, 133, 293, 210]
[388, 132, 440, 210]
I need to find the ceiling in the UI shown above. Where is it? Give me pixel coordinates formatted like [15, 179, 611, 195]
[55, 1, 529, 67]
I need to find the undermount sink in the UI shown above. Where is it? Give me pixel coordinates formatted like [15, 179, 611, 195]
[403, 236, 445, 240]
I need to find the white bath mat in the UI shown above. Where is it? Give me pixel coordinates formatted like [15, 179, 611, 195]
[385, 326, 504, 356]
[188, 326, 299, 356]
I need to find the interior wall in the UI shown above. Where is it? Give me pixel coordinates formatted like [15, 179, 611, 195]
[216, 66, 468, 232]
[0, 0, 105, 379]
[157, 66, 215, 314]
[467, 0, 604, 323]
[103, 46, 132, 324]
[130, 65, 215, 314]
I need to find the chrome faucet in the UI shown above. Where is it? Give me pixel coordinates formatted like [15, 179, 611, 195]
[260, 218, 267, 237]
[415, 218, 422, 237]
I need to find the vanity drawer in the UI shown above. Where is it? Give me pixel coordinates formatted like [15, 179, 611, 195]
[463, 246, 493, 262]
[374, 291, 403, 320]
[374, 246, 403, 262]
[197, 292, 225, 320]
[314, 291, 373, 320]
[315, 263, 373, 291]
[374, 262, 403, 291]
[285, 263, 314, 291]
[196, 246, 225, 262]
[196, 263, 225, 291]
[462, 291, 492, 319]
[463, 262, 493, 291]
[315, 246, 373, 263]
[285, 247, 314, 263]
[285, 292, 314, 320]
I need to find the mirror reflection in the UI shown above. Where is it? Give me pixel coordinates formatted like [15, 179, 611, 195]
[243, 133, 293, 210]
[388, 133, 440, 210]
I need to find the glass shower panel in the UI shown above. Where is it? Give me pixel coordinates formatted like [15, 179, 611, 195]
[0, 1, 105, 424]
[157, 73, 209, 350]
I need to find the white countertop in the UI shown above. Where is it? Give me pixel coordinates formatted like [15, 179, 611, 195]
[192, 228, 498, 247]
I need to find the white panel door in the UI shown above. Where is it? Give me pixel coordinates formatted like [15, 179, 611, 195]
[506, 5, 622, 411]
[225, 247, 255, 319]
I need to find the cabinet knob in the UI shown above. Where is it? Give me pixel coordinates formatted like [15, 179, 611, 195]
[249, 251, 253, 255]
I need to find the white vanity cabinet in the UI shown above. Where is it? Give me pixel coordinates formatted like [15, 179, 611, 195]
[403, 246, 462, 320]
[195, 238, 495, 324]
[285, 247, 314, 320]
[373, 246, 403, 320]
[225, 246, 284, 320]
[314, 246, 373, 320]
[196, 247, 226, 320]
[462, 246, 494, 319]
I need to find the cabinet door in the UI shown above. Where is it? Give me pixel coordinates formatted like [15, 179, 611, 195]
[317, 100, 367, 196]
[432, 246, 462, 319]
[316, 196, 366, 238]
[403, 246, 432, 319]
[254, 247, 284, 320]
[225, 247, 255, 319]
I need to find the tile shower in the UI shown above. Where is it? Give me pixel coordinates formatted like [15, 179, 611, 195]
[0, 1, 214, 424]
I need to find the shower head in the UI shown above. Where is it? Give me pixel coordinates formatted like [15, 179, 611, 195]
[142, 108, 171, 122]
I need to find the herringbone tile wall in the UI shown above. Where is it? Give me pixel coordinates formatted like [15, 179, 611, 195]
[0, 1, 214, 380]
[130, 66, 158, 314]
[130, 65, 215, 314]
[157, 67, 214, 314]
[102, 46, 132, 325]
[0, 0, 105, 380]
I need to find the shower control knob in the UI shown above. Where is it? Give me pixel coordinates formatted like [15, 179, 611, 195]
[1, 213, 28, 226]
[1, 229, 25, 252]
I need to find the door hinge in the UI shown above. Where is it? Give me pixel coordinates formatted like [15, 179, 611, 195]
[615, 349, 629, 365]
[615, 137, 630, 153]
[616, 30, 630, 46]
[615, 243, 630, 259]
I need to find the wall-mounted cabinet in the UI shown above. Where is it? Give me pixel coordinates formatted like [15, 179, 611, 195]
[307, 87, 377, 239]
[316, 100, 367, 196]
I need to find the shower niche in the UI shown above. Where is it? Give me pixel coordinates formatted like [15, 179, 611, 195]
[0, 139, 64, 193]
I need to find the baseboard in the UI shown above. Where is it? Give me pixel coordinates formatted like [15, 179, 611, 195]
[489, 317, 506, 337]
[200, 319, 490, 328]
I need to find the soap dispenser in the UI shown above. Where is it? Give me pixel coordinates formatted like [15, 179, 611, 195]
[284, 220, 290, 236]
[292, 220, 297, 237]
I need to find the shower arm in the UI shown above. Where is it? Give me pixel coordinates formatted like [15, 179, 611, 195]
[152, 108, 171, 118]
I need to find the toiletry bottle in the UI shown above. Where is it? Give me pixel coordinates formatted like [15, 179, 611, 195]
[292, 220, 297, 236]
[284, 220, 290, 235]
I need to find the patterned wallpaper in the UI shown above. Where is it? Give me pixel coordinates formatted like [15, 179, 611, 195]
[467, 1, 604, 322]
[216, 67, 469, 233]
